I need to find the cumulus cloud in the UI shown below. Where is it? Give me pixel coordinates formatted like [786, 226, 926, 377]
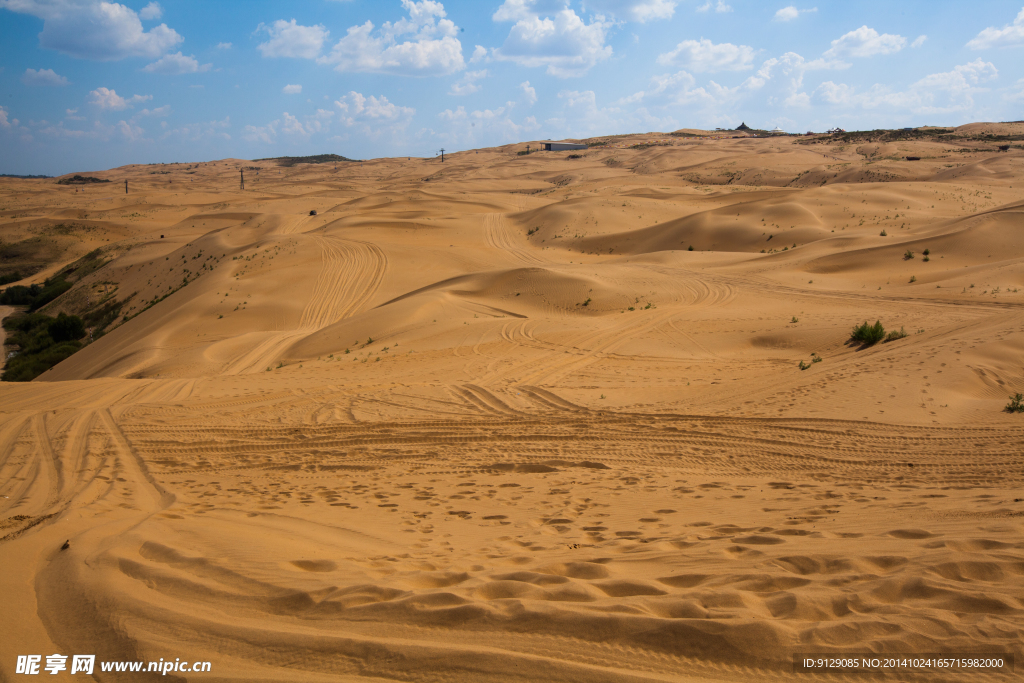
[815, 59, 998, 114]
[88, 87, 152, 110]
[695, 0, 731, 13]
[469, 45, 487, 63]
[0, 0, 183, 60]
[0, 105, 12, 129]
[774, 6, 815, 21]
[138, 1, 161, 19]
[824, 26, 906, 59]
[449, 69, 488, 95]
[657, 38, 755, 72]
[116, 119, 144, 141]
[256, 19, 329, 59]
[967, 7, 1024, 49]
[283, 84, 302, 94]
[242, 121, 276, 143]
[22, 67, 69, 86]
[142, 51, 211, 74]
[520, 80, 537, 105]
[335, 91, 415, 125]
[318, 0, 465, 76]
[134, 104, 170, 117]
[492, 4, 612, 77]
[911, 35, 927, 48]
[581, 0, 678, 22]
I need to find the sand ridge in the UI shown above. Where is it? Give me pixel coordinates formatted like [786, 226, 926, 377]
[1, 129, 1024, 681]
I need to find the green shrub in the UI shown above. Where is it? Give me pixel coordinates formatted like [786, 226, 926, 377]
[885, 327, 908, 342]
[2, 312, 84, 381]
[851, 320, 885, 345]
[904, 249, 915, 260]
[47, 313, 85, 342]
[1007, 393, 1024, 413]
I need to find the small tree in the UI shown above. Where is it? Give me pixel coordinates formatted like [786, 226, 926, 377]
[851, 320, 885, 345]
[48, 313, 86, 342]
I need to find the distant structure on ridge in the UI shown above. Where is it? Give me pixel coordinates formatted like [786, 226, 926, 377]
[735, 122, 751, 131]
[542, 141, 588, 151]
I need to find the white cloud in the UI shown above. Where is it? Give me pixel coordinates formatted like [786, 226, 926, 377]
[774, 6, 815, 21]
[88, 87, 152, 110]
[824, 26, 906, 59]
[216, 42, 232, 49]
[967, 7, 1024, 49]
[243, 120, 277, 143]
[520, 80, 537, 105]
[469, 44, 487, 63]
[911, 35, 927, 48]
[138, 1, 161, 20]
[548, 88, 675, 138]
[161, 116, 230, 141]
[774, 6, 798, 20]
[449, 69, 488, 95]
[581, 0, 678, 22]
[117, 119, 144, 141]
[492, 0, 567, 22]
[256, 19, 329, 59]
[0, 0, 183, 60]
[65, 107, 84, 120]
[433, 102, 540, 147]
[283, 84, 302, 94]
[318, 0, 465, 76]
[134, 104, 170, 117]
[22, 67, 69, 86]
[815, 59, 998, 114]
[0, 105, 12, 129]
[274, 109, 335, 138]
[142, 51, 211, 74]
[493, 6, 612, 77]
[657, 38, 754, 72]
[335, 91, 415, 125]
[1006, 78, 1024, 101]
[696, 0, 731, 13]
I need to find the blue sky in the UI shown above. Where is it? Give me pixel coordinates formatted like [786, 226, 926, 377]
[1, 0, 1023, 175]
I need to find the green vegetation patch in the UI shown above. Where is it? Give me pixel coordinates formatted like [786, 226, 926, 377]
[56, 175, 111, 185]
[850, 320, 886, 346]
[253, 154, 356, 167]
[2, 312, 86, 381]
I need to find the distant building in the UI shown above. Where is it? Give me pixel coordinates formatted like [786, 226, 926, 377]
[769, 126, 786, 135]
[542, 142, 588, 151]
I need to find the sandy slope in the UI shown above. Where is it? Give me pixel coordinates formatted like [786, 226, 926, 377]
[1, 130, 1023, 682]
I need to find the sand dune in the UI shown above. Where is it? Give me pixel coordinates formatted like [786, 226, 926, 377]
[2, 129, 1023, 681]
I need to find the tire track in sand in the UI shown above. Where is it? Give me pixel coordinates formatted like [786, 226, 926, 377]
[485, 212, 546, 265]
[224, 236, 387, 375]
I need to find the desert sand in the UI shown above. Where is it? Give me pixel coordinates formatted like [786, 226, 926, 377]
[1, 124, 1023, 681]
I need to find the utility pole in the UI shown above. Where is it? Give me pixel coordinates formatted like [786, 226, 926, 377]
[240, 169, 244, 190]
[125, 179, 128, 194]
[439, 148, 445, 163]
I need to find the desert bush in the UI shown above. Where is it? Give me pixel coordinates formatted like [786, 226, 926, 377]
[885, 327, 908, 342]
[904, 249, 915, 260]
[1007, 393, 1024, 413]
[851, 320, 886, 345]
